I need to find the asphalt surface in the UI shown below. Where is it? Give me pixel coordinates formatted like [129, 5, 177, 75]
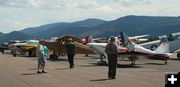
[0, 52, 179, 87]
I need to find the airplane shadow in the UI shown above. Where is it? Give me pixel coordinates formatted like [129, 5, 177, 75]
[116, 64, 143, 68]
[79, 64, 98, 67]
[47, 58, 67, 62]
[90, 78, 110, 82]
[145, 63, 167, 65]
[79, 63, 107, 67]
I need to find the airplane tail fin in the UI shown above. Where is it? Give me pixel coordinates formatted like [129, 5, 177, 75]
[84, 36, 93, 45]
[117, 32, 133, 47]
[155, 38, 169, 53]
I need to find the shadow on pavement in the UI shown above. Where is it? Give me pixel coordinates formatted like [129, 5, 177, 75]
[21, 73, 39, 75]
[145, 63, 167, 65]
[90, 78, 110, 82]
[47, 58, 67, 62]
[55, 68, 70, 70]
[117, 64, 143, 68]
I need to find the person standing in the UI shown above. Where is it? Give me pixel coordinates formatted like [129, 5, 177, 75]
[105, 36, 118, 79]
[65, 38, 76, 69]
[36, 39, 47, 73]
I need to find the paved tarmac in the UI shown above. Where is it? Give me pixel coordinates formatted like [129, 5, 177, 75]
[0, 52, 179, 87]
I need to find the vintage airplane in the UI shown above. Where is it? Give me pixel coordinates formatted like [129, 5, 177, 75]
[8, 40, 39, 57]
[45, 35, 94, 60]
[87, 32, 171, 65]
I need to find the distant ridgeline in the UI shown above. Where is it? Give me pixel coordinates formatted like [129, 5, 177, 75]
[1, 15, 180, 43]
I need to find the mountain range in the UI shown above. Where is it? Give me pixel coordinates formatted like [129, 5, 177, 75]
[0, 31, 32, 43]
[21, 18, 106, 38]
[0, 15, 180, 43]
[0, 32, 4, 37]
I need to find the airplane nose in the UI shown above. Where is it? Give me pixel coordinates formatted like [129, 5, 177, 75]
[87, 43, 94, 47]
[87, 43, 92, 46]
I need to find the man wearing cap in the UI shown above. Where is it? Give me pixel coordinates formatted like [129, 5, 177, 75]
[105, 36, 118, 79]
[65, 38, 76, 69]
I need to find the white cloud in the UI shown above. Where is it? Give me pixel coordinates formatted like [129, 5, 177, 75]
[0, 0, 42, 8]
[96, 5, 114, 12]
[0, 7, 18, 14]
[0, 20, 35, 33]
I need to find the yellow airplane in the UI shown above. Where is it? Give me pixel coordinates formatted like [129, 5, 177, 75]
[8, 40, 38, 57]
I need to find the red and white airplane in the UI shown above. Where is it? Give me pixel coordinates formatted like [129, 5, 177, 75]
[86, 32, 172, 65]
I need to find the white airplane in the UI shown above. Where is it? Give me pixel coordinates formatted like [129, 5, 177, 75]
[129, 34, 149, 44]
[87, 32, 172, 65]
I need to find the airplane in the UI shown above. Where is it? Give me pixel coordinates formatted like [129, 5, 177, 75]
[129, 34, 149, 44]
[8, 40, 39, 57]
[0, 40, 25, 53]
[87, 32, 171, 65]
[83, 34, 149, 45]
[141, 32, 180, 58]
[45, 35, 94, 60]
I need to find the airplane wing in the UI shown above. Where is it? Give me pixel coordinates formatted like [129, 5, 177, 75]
[129, 34, 149, 40]
[140, 40, 161, 49]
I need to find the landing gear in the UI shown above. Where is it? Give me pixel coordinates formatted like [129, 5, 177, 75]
[1, 50, 4, 54]
[12, 50, 16, 57]
[28, 51, 33, 57]
[177, 52, 180, 59]
[131, 60, 136, 65]
[96, 55, 107, 65]
[165, 60, 168, 64]
[50, 54, 58, 60]
[85, 54, 88, 57]
[13, 54, 16, 57]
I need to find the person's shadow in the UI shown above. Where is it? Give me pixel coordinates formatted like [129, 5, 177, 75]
[90, 78, 110, 82]
[21, 73, 39, 75]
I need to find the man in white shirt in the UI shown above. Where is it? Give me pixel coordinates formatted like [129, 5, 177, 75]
[36, 39, 47, 73]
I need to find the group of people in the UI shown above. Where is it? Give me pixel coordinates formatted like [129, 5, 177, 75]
[36, 37, 120, 80]
[36, 38, 76, 73]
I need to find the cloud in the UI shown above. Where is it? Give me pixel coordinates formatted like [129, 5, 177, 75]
[0, 0, 42, 8]
[0, 20, 35, 33]
[111, 0, 150, 6]
[0, 0, 180, 33]
[0, 0, 100, 9]
[0, 7, 18, 14]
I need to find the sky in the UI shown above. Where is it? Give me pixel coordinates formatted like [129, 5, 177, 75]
[0, 0, 180, 33]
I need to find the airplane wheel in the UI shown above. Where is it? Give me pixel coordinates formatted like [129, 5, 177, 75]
[165, 61, 168, 64]
[13, 54, 16, 57]
[50, 54, 53, 59]
[96, 59, 107, 65]
[28, 51, 33, 57]
[131, 60, 136, 65]
[177, 52, 180, 59]
[50, 54, 58, 60]
[53, 55, 58, 60]
[2, 50, 4, 54]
